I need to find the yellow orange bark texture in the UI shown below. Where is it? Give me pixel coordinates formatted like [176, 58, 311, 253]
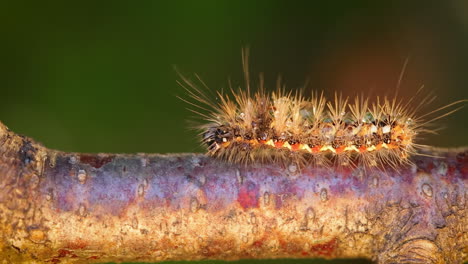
[0, 121, 466, 264]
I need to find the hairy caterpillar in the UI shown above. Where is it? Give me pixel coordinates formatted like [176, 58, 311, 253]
[179, 49, 465, 170]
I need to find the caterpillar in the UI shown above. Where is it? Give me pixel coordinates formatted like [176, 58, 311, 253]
[179, 49, 466, 170]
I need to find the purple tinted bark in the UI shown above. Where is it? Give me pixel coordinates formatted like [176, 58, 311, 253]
[0, 122, 466, 263]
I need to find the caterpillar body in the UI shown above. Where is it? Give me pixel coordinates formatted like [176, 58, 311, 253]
[179, 50, 465, 170]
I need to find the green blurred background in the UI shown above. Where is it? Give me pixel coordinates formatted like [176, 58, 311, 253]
[1, 1, 468, 263]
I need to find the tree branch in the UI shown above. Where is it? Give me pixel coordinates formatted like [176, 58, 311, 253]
[0, 121, 466, 264]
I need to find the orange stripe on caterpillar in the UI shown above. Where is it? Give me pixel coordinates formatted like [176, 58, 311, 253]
[215, 137, 405, 155]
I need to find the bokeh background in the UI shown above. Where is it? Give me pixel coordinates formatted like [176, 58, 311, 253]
[1, 1, 468, 264]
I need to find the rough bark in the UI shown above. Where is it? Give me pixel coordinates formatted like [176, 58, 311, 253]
[0, 121, 466, 264]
